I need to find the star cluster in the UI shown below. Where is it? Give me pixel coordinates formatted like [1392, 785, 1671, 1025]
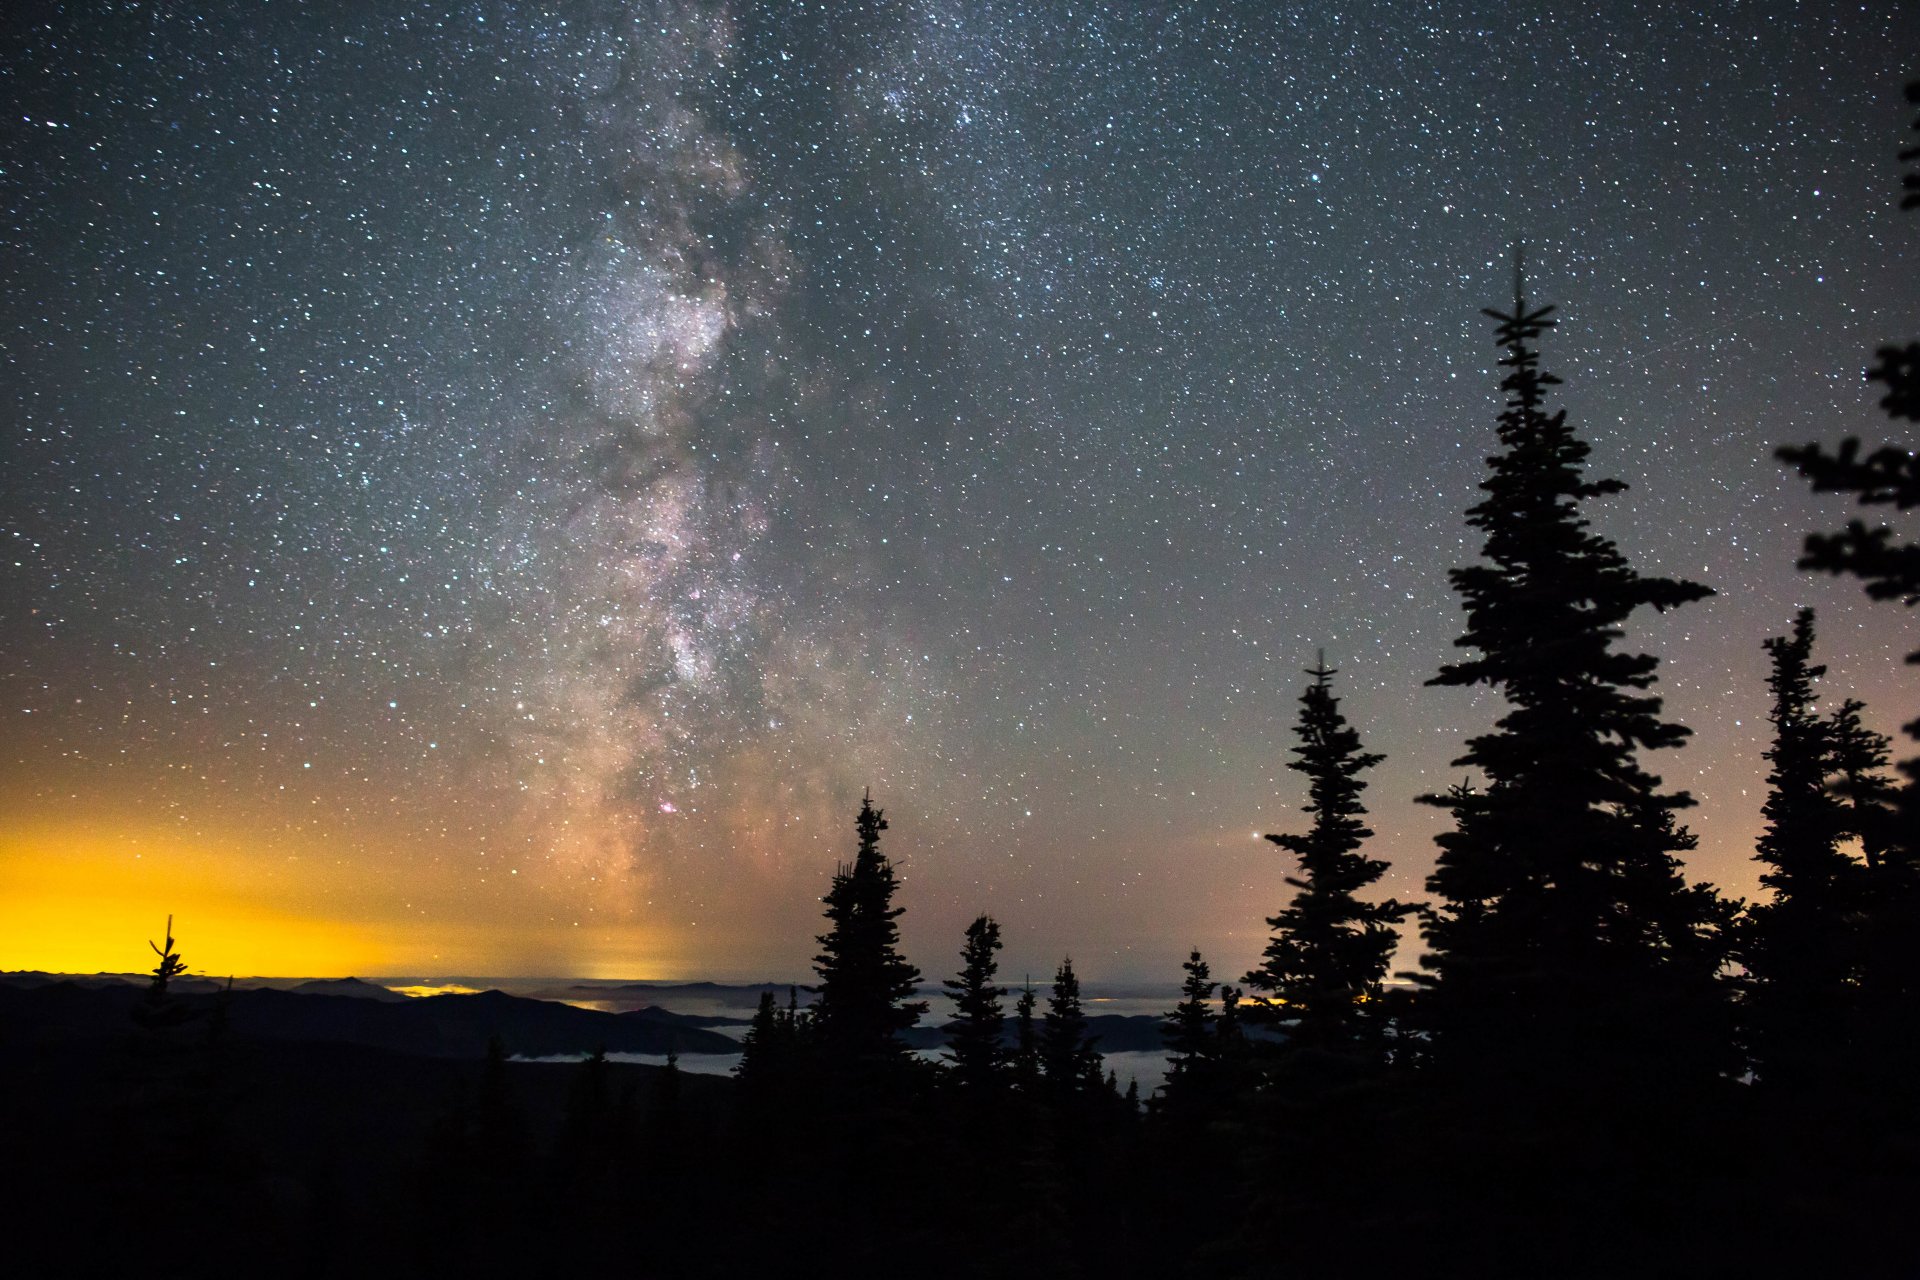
[3, 2, 1916, 980]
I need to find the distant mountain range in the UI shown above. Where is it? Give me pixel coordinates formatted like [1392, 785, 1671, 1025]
[0, 978, 740, 1058]
[0, 971, 1185, 1057]
[288, 976, 412, 1002]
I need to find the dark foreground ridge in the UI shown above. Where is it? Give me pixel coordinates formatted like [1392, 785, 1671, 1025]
[0, 978, 739, 1058]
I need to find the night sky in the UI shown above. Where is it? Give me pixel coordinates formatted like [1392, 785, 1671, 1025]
[4, 2, 1916, 983]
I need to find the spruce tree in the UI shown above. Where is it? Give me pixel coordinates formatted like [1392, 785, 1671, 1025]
[1010, 980, 1042, 1094]
[1217, 985, 1243, 1044]
[1415, 259, 1733, 1088]
[811, 791, 926, 1068]
[1776, 79, 1920, 1095]
[736, 990, 797, 1091]
[1754, 611, 1850, 893]
[1245, 658, 1413, 1050]
[1742, 609, 1868, 1087]
[1777, 85, 1920, 607]
[1158, 949, 1220, 1114]
[1828, 697, 1898, 869]
[943, 914, 1007, 1092]
[1040, 958, 1101, 1095]
[133, 915, 197, 1030]
[1164, 949, 1218, 1068]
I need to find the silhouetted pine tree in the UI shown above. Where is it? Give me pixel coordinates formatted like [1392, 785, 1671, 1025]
[1741, 610, 1862, 1087]
[1217, 984, 1243, 1045]
[736, 988, 804, 1098]
[1777, 79, 1920, 1098]
[1828, 697, 1899, 868]
[1011, 980, 1042, 1094]
[1778, 77, 1920, 823]
[737, 991, 782, 1075]
[1153, 949, 1221, 1113]
[1756, 610, 1852, 890]
[1213, 982, 1254, 1101]
[132, 915, 198, 1030]
[1041, 959, 1101, 1095]
[1163, 949, 1218, 1074]
[1415, 258, 1734, 1089]
[1245, 657, 1414, 1051]
[943, 914, 1006, 1092]
[811, 791, 926, 1070]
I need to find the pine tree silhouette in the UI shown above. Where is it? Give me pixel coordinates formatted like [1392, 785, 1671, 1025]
[811, 791, 926, 1071]
[1741, 609, 1860, 1087]
[132, 915, 200, 1031]
[147, 915, 187, 994]
[737, 990, 783, 1079]
[1245, 657, 1414, 1051]
[1164, 949, 1218, 1068]
[1157, 949, 1220, 1115]
[1041, 958, 1102, 1095]
[1414, 255, 1734, 1089]
[943, 914, 1006, 1092]
[1775, 78, 1920, 1100]
[1010, 979, 1042, 1094]
[1827, 696, 1899, 869]
[1755, 611, 1852, 895]
[1779, 79, 1920, 861]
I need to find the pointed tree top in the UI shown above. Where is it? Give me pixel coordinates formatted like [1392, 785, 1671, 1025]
[1306, 648, 1336, 683]
[1483, 241, 1556, 350]
[854, 789, 888, 854]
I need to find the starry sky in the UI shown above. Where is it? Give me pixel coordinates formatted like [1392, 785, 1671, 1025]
[3, 1, 1916, 983]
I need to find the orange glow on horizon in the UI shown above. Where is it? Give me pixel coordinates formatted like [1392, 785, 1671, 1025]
[0, 822, 390, 976]
[0, 819, 690, 978]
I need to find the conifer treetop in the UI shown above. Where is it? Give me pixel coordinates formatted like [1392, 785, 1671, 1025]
[1413, 264, 1734, 1086]
[811, 790, 925, 1066]
[1245, 657, 1411, 1049]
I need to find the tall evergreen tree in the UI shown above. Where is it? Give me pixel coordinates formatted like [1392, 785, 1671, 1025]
[1415, 258, 1733, 1087]
[1742, 609, 1870, 1086]
[1827, 697, 1898, 869]
[1754, 610, 1850, 892]
[1158, 949, 1220, 1114]
[1041, 958, 1101, 1095]
[736, 990, 799, 1092]
[943, 914, 1007, 1092]
[1776, 79, 1920, 1096]
[1245, 658, 1414, 1050]
[1010, 980, 1042, 1094]
[1217, 985, 1243, 1045]
[811, 791, 926, 1068]
[1164, 949, 1218, 1069]
[1779, 79, 1920, 860]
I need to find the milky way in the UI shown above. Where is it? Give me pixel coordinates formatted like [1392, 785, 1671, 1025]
[4, 2, 1917, 980]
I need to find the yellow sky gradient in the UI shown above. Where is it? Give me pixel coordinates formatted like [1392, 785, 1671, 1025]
[0, 818, 688, 978]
